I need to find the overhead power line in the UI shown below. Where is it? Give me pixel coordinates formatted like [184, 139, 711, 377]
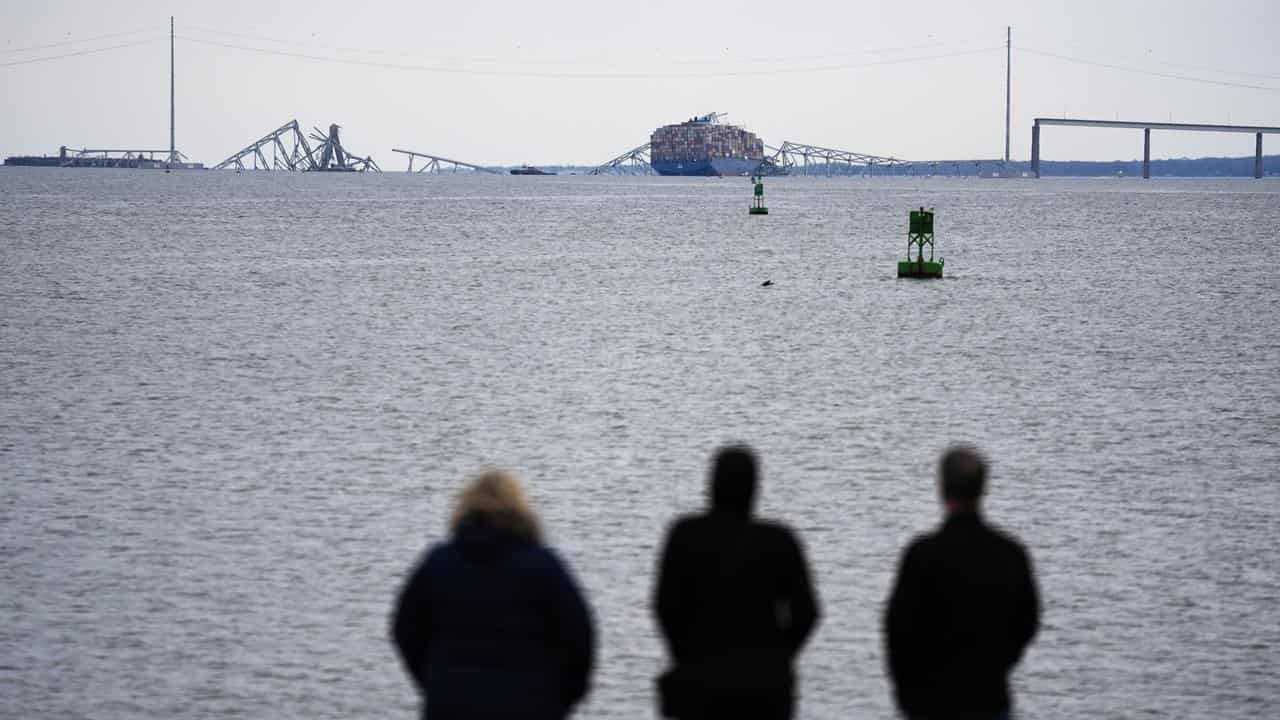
[711, 39, 975, 67]
[9, 22, 1273, 94]
[0, 27, 162, 55]
[179, 35, 1002, 79]
[1018, 47, 1280, 93]
[1153, 59, 1280, 82]
[0, 38, 163, 68]
[183, 23, 978, 68]
[183, 24, 665, 67]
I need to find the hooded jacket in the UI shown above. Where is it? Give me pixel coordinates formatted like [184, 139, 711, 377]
[393, 506, 594, 720]
[654, 494, 820, 714]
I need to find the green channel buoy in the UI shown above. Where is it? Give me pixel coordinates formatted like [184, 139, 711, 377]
[897, 207, 944, 279]
[748, 175, 768, 215]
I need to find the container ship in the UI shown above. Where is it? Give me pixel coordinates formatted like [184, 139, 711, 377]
[4, 146, 203, 169]
[649, 113, 764, 176]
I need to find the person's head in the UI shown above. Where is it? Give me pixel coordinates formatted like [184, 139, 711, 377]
[710, 445, 758, 516]
[450, 469, 542, 541]
[939, 446, 987, 513]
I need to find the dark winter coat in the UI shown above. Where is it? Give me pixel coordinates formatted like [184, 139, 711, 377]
[654, 510, 820, 718]
[392, 513, 595, 720]
[885, 512, 1039, 719]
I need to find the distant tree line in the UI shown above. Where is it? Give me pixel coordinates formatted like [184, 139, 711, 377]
[719, 154, 1280, 178]
[505, 154, 1280, 177]
[1025, 154, 1280, 177]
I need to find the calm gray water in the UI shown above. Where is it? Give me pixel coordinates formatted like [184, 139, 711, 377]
[2, 168, 1278, 719]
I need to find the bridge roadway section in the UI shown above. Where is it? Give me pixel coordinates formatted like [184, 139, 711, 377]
[1031, 118, 1279, 179]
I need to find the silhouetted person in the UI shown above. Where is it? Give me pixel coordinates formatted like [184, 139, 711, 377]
[654, 445, 820, 720]
[885, 447, 1040, 720]
[392, 470, 595, 720]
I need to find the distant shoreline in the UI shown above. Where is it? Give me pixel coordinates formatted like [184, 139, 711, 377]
[5, 153, 1278, 178]
[1002, 154, 1278, 178]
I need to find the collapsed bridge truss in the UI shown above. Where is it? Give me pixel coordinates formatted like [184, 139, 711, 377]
[214, 120, 380, 172]
[588, 143, 655, 175]
[767, 141, 911, 175]
[391, 148, 499, 174]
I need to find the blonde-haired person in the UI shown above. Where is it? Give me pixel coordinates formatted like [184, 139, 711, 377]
[393, 470, 595, 720]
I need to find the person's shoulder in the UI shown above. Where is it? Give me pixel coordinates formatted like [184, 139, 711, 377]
[751, 518, 796, 537]
[405, 539, 456, 580]
[665, 513, 707, 537]
[525, 541, 565, 564]
[900, 527, 943, 562]
[750, 518, 808, 550]
[419, 537, 454, 561]
[509, 539, 575, 577]
[982, 519, 1032, 555]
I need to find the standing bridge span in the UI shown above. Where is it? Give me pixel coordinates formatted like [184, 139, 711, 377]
[1032, 118, 1280, 179]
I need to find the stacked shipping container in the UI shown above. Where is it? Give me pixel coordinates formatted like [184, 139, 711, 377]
[649, 114, 764, 175]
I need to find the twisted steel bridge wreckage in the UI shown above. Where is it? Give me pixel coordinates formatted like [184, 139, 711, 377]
[382, 139, 1003, 177]
[211, 121, 1002, 177]
[391, 149, 500, 174]
[586, 141, 1005, 177]
[214, 120, 380, 172]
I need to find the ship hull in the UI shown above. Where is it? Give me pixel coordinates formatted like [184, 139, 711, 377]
[4, 156, 203, 169]
[651, 157, 762, 177]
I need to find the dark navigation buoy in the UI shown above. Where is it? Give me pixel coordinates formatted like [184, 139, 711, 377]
[749, 175, 768, 215]
[897, 207, 944, 279]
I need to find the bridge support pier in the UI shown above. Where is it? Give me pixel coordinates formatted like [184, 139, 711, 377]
[1257, 132, 1264, 178]
[1143, 128, 1151, 179]
[1031, 123, 1040, 178]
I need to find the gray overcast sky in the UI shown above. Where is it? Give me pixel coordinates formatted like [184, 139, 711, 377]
[2, 0, 1278, 167]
